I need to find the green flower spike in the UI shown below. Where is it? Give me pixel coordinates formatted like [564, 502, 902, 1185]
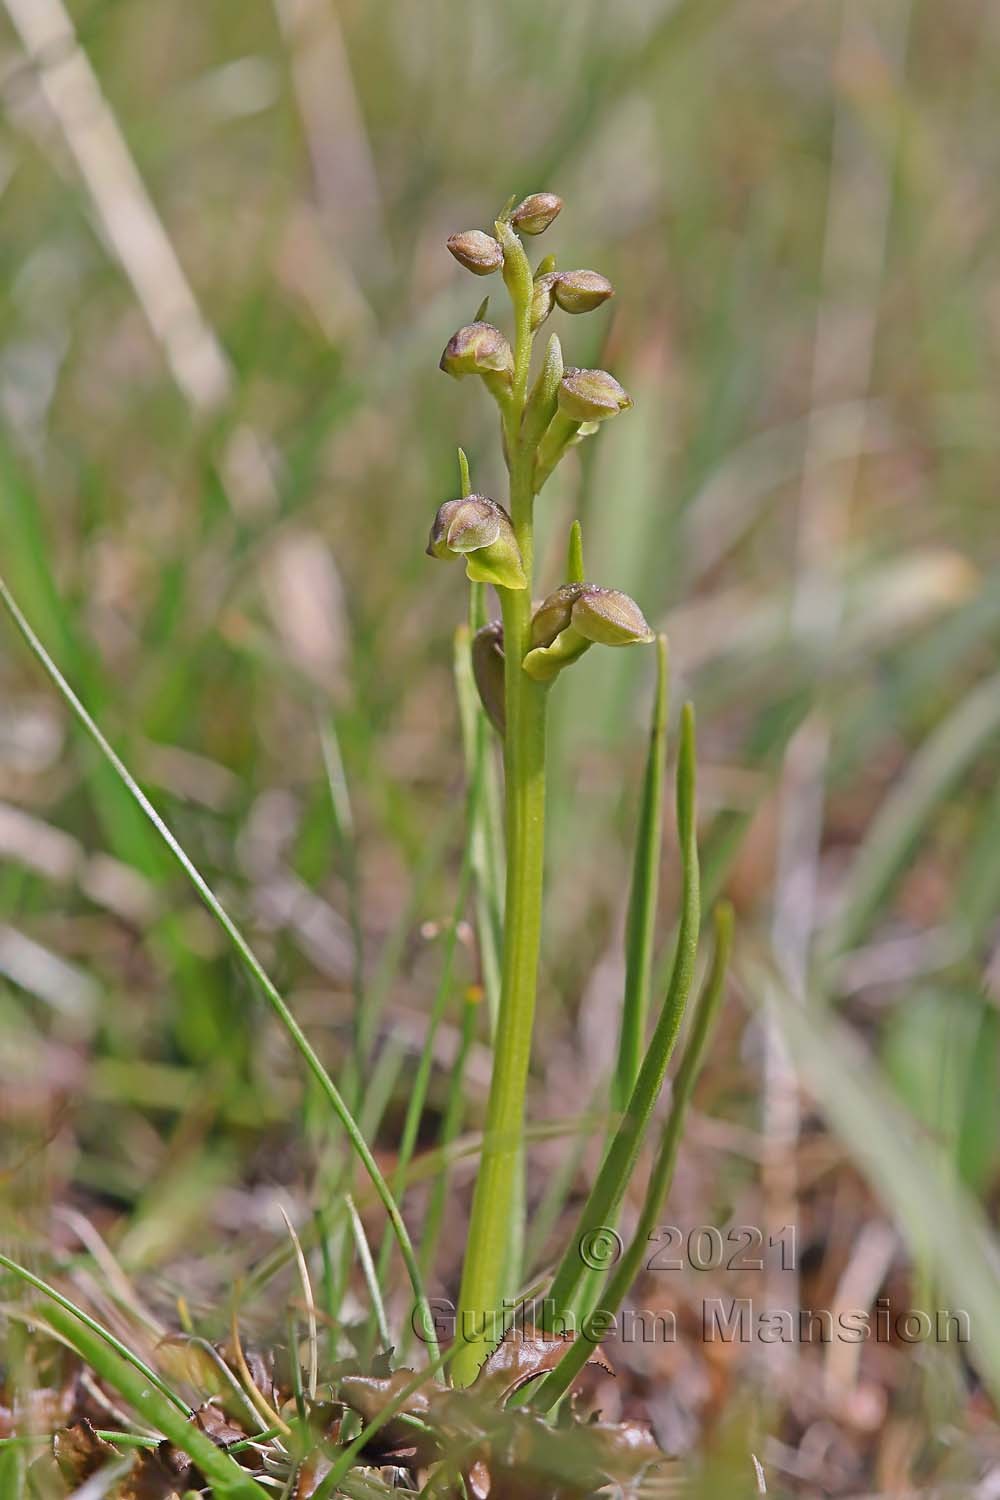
[523, 583, 653, 682]
[426, 495, 527, 591]
[447, 230, 504, 275]
[510, 192, 563, 235]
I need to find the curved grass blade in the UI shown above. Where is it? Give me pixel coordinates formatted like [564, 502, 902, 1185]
[0, 1254, 189, 1416]
[533, 902, 733, 1411]
[613, 633, 669, 1109]
[346, 1194, 390, 1353]
[543, 702, 701, 1325]
[0, 573, 437, 1359]
[12, 1291, 266, 1498]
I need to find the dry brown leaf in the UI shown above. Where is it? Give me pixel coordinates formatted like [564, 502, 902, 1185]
[53, 1418, 120, 1483]
[117, 1441, 194, 1500]
[474, 1325, 614, 1405]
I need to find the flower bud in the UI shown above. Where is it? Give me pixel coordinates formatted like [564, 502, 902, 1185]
[553, 269, 614, 314]
[530, 272, 559, 332]
[558, 367, 633, 423]
[529, 583, 582, 648]
[523, 583, 653, 681]
[572, 586, 655, 647]
[511, 192, 563, 235]
[426, 495, 526, 591]
[446, 230, 503, 276]
[440, 322, 514, 383]
[472, 620, 506, 735]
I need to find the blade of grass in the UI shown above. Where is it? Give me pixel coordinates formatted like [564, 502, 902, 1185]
[0, 1254, 189, 1416]
[0, 572, 437, 1360]
[13, 1295, 267, 1499]
[761, 968, 1000, 1405]
[542, 703, 701, 1327]
[820, 670, 1000, 966]
[613, 634, 669, 1108]
[533, 902, 733, 1411]
[374, 630, 479, 1294]
[279, 1206, 318, 1402]
[414, 987, 478, 1287]
[346, 1194, 391, 1354]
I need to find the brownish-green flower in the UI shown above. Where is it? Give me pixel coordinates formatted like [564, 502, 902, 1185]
[447, 230, 504, 275]
[531, 272, 560, 331]
[557, 367, 633, 423]
[553, 269, 614, 314]
[524, 583, 653, 681]
[427, 496, 526, 591]
[511, 192, 562, 235]
[440, 322, 514, 383]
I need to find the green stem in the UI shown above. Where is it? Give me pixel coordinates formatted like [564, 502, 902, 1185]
[453, 227, 548, 1386]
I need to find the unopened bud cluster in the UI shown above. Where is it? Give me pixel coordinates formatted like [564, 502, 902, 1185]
[428, 191, 655, 726]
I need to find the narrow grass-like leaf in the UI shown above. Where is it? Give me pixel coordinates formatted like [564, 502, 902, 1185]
[533, 902, 733, 1410]
[20, 1299, 267, 1499]
[613, 633, 669, 1108]
[373, 626, 480, 1293]
[0, 1254, 188, 1415]
[415, 990, 478, 1293]
[346, 1194, 391, 1353]
[543, 703, 701, 1325]
[821, 670, 1000, 965]
[762, 970, 1000, 1405]
[279, 1206, 318, 1401]
[318, 712, 366, 1079]
[0, 573, 437, 1359]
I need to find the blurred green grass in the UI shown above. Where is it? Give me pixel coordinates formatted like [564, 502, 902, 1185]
[1, 0, 999, 1487]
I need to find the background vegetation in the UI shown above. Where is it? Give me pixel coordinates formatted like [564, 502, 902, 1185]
[1, 0, 998, 1494]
